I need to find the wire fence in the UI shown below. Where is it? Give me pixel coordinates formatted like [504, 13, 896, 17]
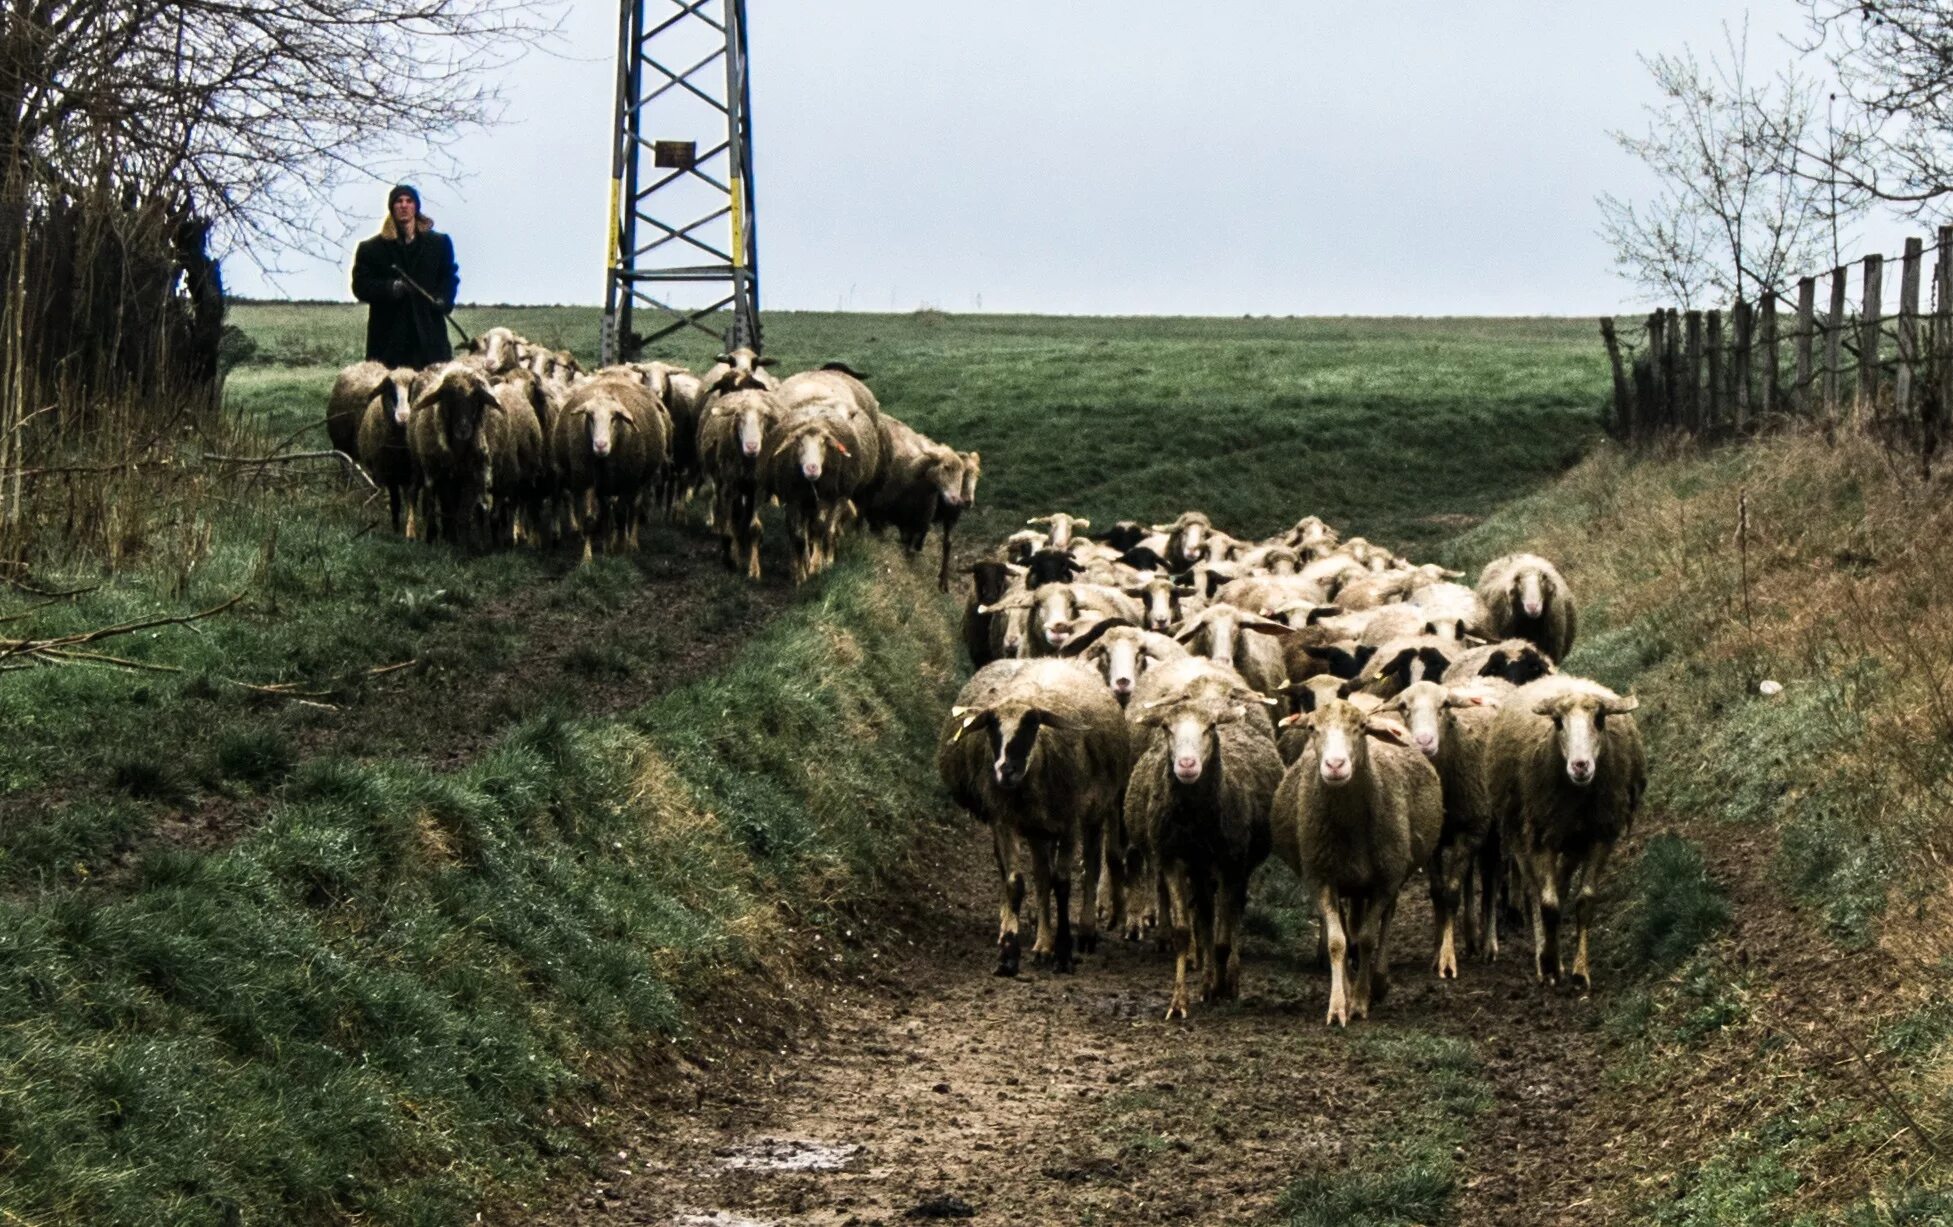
[1600, 224, 1953, 476]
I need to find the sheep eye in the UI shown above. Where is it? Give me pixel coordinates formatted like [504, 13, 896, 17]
[1594, 712, 1607, 729]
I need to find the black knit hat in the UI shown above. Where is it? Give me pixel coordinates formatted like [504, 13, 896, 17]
[388, 183, 421, 209]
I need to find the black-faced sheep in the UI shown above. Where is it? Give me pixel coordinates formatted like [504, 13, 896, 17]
[1441, 639, 1557, 689]
[964, 560, 1022, 666]
[1270, 697, 1442, 1025]
[1485, 675, 1645, 989]
[1477, 553, 1577, 663]
[937, 658, 1132, 975]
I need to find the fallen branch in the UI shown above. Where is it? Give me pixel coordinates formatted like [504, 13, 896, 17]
[203, 449, 378, 492]
[0, 591, 245, 666]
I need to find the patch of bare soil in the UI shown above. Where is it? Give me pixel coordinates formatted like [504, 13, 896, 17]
[512, 821, 1636, 1227]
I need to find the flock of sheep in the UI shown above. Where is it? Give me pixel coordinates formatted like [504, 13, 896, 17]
[326, 329, 980, 580]
[939, 514, 1646, 1025]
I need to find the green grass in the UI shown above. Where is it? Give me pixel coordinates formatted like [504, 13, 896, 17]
[1277, 1030, 1491, 1227]
[0, 305, 1614, 1223]
[0, 547, 959, 1225]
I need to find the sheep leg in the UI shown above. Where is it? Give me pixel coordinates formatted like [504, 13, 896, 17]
[1370, 894, 1399, 1009]
[937, 523, 954, 593]
[387, 484, 403, 536]
[1526, 846, 1564, 984]
[1192, 871, 1218, 999]
[1050, 835, 1077, 975]
[1025, 838, 1057, 967]
[1096, 822, 1126, 939]
[1162, 863, 1196, 1021]
[1320, 886, 1352, 1028]
[1570, 841, 1613, 991]
[1430, 836, 1469, 980]
[991, 823, 1025, 977]
[1209, 869, 1246, 1003]
[1350, 892, 1383, 1020]
[1074, 811, 1103, 955]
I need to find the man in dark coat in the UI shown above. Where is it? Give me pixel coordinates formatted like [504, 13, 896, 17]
[351, 184, 460, 368]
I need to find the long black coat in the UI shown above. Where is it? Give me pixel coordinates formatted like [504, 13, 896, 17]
[351, 217, 460, 368]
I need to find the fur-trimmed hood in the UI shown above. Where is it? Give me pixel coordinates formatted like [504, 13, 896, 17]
[379, 213, 437, 240]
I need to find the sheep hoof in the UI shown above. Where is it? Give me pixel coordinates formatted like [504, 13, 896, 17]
[1164, 996, 1189, 1022]
[1076, 931, 1099, 955]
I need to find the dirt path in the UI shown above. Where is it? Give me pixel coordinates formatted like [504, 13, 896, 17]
[518, 822, 1631, 1227]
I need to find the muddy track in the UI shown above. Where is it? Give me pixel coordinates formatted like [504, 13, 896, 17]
[518, 819, 1631, 1227]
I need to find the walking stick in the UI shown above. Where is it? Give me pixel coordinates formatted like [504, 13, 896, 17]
[391, 265, 475, 349]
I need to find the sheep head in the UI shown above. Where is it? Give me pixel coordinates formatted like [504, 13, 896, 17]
[1139, 696, 1250, 784]
[958, 452, 982, 508]
[574, 394, 638, 460]
[1532, 689, 1638, 787]
[1515, 567, 1549, 619]
[968, 561, 1016, 607]
[926, 446, 968, 507]
[951, 703, 1064, 790]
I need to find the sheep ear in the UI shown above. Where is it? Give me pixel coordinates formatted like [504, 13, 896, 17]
[756, 356, 781, 368]
[1073, 518, 1091, 529]
[1277, 711, 1307, 728]
[1306, 605, 1343, 625]
[1027, 516, 1051, 526]
[1365, 719, 1411, 746]
[1602, 695, 1640, 715]
[1059, 617, 1127, 656]
[1242, 618, 1295, 637]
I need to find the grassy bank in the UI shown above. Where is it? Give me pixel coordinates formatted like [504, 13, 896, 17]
[1, 307, 1612, 1222]
[1449, 430, 1953, 1221]
[0, 546, 959, 1224]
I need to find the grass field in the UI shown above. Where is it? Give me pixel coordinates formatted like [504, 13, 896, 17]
[0, 305, 1620, 1223]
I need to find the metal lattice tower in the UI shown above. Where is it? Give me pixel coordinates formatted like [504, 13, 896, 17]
[601, 0, 760, 364]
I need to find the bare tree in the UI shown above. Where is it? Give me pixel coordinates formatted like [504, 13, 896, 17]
[0, 0, 562, 545]
[1599, 21, 1851, 307]
[1795, 0, 1953, 217]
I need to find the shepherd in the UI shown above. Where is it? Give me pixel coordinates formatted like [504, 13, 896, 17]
[351, 184, 460, 368]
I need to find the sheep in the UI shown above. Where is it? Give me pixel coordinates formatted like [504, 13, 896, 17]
[1022, 548, 1086, 589]
[484, 370, 548, 547]
[699, 345, 780, 393]
[1477, 553, 1577, 663]
[1381, 679, 1510, 977]
[633, 361, 706, 513]
[1215, 573, 1339, 619]
[1155, 510, 1215, 571]
[1344, 635, 1461, 700]
[471, 326, 523, 376]
[1485, 675, 1645, 989]
[1126, 576, 1198, 634]
[1062, 617, 1190, 706]
[862, 419, 968, 569]
[1027, 512, 1089, 550]
[931, 450, 981, 591]
[1282, 515, 1339, 558]
[1125, 681, 1283, 1019]
[327, 360, 387, 457]
[981, 582, 1142, 656]
[1235, 544, 1303, 575]
[355, 367, 419, 537]
[964, 560, 1022, 666]
[937, 658, 1132, 974]
[407, 362, 499, 546]
[697, 382, 786, 578]
[1172, 602, 1295, 698]
[1333, 563, 1463, 612]
[766, 367, 892, 582]
[551, 372, 671, 562]
[1407, 580, 1488, 642]
[1092, 521, 1152, 553]
[1270, 697, 1443, 1025]
[1441, 638, 1557, 689]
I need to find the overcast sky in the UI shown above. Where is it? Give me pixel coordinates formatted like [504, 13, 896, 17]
[228, 2, 1918, 315]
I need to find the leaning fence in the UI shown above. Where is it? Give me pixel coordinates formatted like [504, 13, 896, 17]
[1601, 225, 1953, 473]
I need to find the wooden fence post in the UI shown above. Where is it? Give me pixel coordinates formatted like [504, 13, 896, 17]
[1664, 307, 1682, 430]
[1646, 310, 1667, 435]
[1860, 253, 1884, 426]
[1684, 309, 1704, 431]
[1733, 299, 1753, 435]
[1826, 265, 1847, 423]
[1706, 308, 1724, 430]
[1761, 289, 1780, 424]
[1898, 237, 1923, 425]
[1795, 276, 1816, 415]
[1599, 317, 1631, 437]
[1935, 227, 1953, 472]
